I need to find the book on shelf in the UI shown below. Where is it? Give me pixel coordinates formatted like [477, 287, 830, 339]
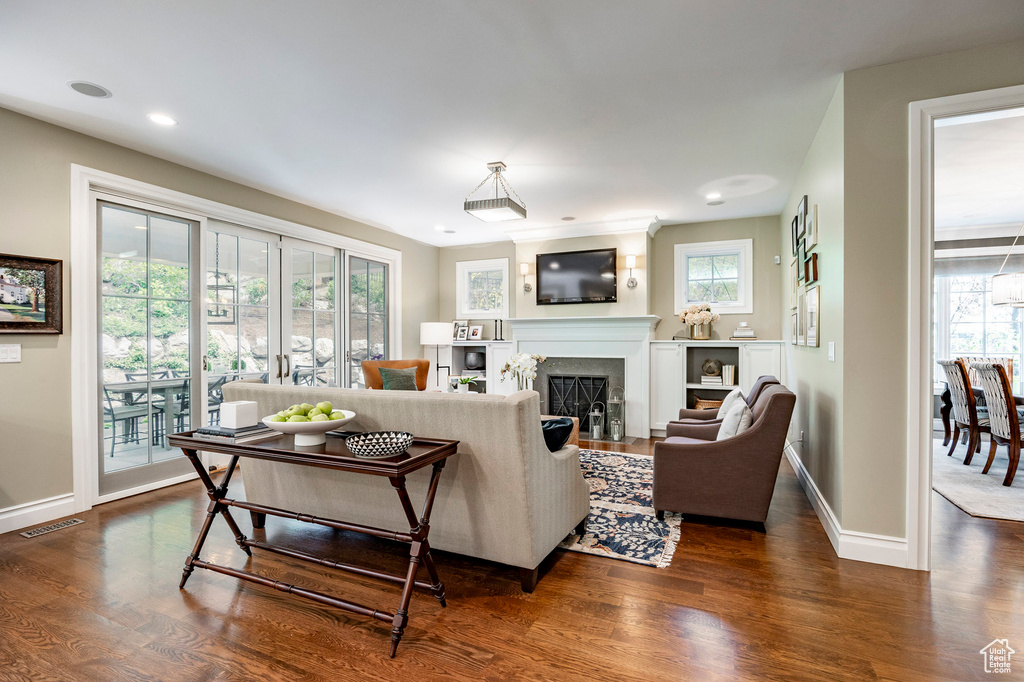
[700, 377, 724, 385]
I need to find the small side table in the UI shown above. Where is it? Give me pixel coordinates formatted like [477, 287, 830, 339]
[168, 431, 459, 657]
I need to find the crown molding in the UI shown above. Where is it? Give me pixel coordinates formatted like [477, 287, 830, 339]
[503, 215, 661, 243]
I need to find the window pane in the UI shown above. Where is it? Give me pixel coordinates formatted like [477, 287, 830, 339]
[292, 249, 314, 309]
[950, 292, 984, 322]
[713, 279, 739, 302]
[207, 232, 237, 304]
[688, 256, 712, 279]
[950, 275, 985, 292]
[368, 261, 386, 314]
[350, 259, 368, 314]
[207, 310, 238, 375]
[151, 300, 190, 376]
[315, 311, 336, 368]
[239, 237, 269, 305]
[102, 296, 148, 381]
[369, 313, 386, 363]
[101, 205, 148, 297]
[688, 280, 712, 301]
[240, 306, 268, 373]
[150, 216, 190, 300]
[950, 322, 984, 354]
[291, 308, 314, 369]
[712, 254, 738, 279]
[986, 323, 1020, 355]
[315, 253, 335, 311]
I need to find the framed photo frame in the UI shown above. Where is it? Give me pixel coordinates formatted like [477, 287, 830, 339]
[797, 243, 806, 282]
[791, 216, 800, 256]
[804, 252, 819, 284]
[797, 195, 808, 240]
[790, 260, 799, 310]
[805, 203, 818, 251]
[806, 284, 819, 347]
[455, 326, 469, 341]
[796, 286, 807, 346]
[468, 325, 483, 340]
[0, 253, 63, 334]
[790, 312, 799, 345]
[452, 319, 468, 340]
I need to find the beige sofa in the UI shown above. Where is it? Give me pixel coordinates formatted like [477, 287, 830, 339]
[222, 382, 591, 591]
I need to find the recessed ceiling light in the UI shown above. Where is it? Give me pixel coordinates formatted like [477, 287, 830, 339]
[561, 216, 575, 222]
[443, 229, 456, 234]
[707, 200, 725, 206]
[147, 113, 177, 126]
[705, 192, 722, 200]
[68, 81, 112, 98]
[434, 225, 456, 234]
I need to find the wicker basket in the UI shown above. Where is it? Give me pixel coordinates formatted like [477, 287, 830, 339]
[694, 397, 724, 411]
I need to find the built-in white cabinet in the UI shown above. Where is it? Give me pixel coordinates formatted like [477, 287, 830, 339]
[650, 340, 784, 435]
[428, 340, 514, 395]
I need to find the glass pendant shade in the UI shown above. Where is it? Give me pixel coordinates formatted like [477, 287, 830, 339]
[992, 271, 1024, 306]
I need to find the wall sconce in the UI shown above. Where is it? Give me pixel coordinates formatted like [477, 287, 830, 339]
[520, 262, 532, 293]
[626, 255, 638, 289]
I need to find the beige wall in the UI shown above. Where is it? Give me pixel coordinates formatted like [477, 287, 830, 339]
[780, 79, 845, 520]
[438, 241, 517, 339]
[840, 39, 1024, 537]
[653, 216, 782, 340]
[0, 106, 439, 511]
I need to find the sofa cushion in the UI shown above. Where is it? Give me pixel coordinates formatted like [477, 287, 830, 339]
[379, 366, 419, 391]
[664, 436, 708, 446]
[716, 388, 744, 418]
[717, 401, 753, 440]
[540, 417, 575, 452]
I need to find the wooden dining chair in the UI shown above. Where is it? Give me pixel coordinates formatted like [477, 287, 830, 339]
[937, 359, 989, 464]
[972, 362, 1022, 486]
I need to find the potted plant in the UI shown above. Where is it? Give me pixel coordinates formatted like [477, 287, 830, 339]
[500, 353, 546, 391]
[679, 304, 720, 340]
[457, 376, 478, 393]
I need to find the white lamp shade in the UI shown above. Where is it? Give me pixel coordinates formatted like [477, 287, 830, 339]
[992, 272, 1024, 306]
[625, 254, 637, 269]
[520, 262, 530, 275]
[420, 322, 452, 345]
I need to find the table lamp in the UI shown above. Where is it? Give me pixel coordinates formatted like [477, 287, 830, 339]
[420, 322, 453, 388]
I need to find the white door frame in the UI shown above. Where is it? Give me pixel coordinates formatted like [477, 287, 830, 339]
[907, 84, 1024, 571]
[71, 165, 402, 513]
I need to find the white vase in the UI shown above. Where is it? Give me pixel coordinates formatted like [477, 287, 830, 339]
[458, 383, 470, 393]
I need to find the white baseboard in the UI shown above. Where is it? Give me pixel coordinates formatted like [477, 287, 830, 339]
[0, 493, 76, 535]
[784, 444, 909, 569]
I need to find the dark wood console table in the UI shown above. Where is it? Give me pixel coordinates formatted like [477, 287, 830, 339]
[168, 430, 459, 657]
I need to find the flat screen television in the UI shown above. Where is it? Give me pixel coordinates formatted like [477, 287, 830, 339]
[536, 248, 617, 305]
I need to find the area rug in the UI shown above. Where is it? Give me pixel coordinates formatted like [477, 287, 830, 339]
[932, 438, 1024, 522]
[559, 449, 681, 568]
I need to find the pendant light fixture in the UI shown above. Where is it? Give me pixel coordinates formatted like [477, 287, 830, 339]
[464, 161, 527, 222]
[991, 220, 1024, 306]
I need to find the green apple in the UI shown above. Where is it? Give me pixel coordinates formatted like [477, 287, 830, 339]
[307, 408, 324, 417]
[316, 401, 333, 415]
[276, 410, 288, 417]
[284, 407, 303, 418]
[287, 404, 300, 411]
[300, 403, 314, 413]
[270, 415, 287, 422]
[310, 413, 330, 422]
[287, 415, 310, 422]
[329, 411, 345, 420]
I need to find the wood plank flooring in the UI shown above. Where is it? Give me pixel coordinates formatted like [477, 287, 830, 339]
[1, 439, 1022, 680]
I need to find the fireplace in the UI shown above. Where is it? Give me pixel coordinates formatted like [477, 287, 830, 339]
[547, 374, 609, 430]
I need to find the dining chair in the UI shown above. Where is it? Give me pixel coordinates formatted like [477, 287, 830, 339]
[102, 386, 148, 458]
[971, 362, 1022, 486]
[960, 356, 1014, 391]
[937, 359, 989, 464]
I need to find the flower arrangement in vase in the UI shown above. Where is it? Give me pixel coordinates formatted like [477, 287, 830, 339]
[500, 353, 546, 391]
[679, 304, 720, 340]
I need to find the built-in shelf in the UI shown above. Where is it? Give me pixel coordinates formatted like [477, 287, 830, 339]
[684, 382, 737, 390]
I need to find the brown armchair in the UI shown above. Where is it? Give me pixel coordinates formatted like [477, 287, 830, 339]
[361, 359, 430, 391]
[668, 375, 780, 434]
[653, 384, 796, 524]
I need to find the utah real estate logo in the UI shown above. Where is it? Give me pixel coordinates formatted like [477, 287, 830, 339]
[980, 639, 1014, 674]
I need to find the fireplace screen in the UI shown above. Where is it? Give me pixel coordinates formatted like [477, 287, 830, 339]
[547, 375, 608, 430]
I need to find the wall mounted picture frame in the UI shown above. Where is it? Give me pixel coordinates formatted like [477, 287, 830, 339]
[806, 284, 819, 347]
[468, 325, 483, 340]
[804, 252, 819, 284]
[0, 253, 63, 334]
[796, 286, 806, 346]
[797, 243, 806, 282]
[452, 319, 468, 340]
[455, 326, 470, 341]
[805, 203, 818, 250]
[791, 216, 800, 256]
[790, 312, 798, 345]
[790, 259, 798, 310]
[797, 195, 808, 239]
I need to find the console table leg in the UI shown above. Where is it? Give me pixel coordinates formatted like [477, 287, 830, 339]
[181, 501, 218, 589]
[419, 541, 446, 607]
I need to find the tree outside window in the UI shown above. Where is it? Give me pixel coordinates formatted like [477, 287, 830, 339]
[456, 259, 509, 319]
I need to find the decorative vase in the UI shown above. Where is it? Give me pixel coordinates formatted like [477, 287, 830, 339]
[458, 383, 470, 393]
[464, 351, 485, 371]
[691, 323, 711, 340]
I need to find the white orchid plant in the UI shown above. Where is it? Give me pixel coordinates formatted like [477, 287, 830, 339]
[500, 353, 546, 391]
[679, 304, 720, 326]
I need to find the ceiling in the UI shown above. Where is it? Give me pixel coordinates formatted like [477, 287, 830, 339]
[2, 1, 1023, 247]
[934, 107, 1024, 236]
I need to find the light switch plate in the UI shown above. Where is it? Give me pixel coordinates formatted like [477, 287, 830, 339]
[828, 342, 835, 362]
[0, 344, 21, 363]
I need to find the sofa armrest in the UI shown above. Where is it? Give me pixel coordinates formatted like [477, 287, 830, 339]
[666, 420, 722, 439]
[677, 407, 719, 420]
[549, 443, 580, 462]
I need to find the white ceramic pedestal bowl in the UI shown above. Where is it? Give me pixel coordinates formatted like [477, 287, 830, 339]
[262, 410, 356, 446]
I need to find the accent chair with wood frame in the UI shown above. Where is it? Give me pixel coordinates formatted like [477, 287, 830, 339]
[361, 359, 430, 391]
[972, 362, 1022, 486]
[653, 384, 796, 524]
[937, 359, 989, 464]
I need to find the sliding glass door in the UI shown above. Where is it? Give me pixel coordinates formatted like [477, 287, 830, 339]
[347, 256, 388, 388]
[282, 238, 341, 386]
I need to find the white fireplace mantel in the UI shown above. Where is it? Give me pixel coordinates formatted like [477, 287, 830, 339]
[509, 316, 661, 437]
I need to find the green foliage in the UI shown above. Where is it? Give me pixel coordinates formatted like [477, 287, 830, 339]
[244, 278, 268, 305]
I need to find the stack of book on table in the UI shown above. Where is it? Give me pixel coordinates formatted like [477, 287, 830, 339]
[193, 423, 276, 444]
[730, 322, 757, 341]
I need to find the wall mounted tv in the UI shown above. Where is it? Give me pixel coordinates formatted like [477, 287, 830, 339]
[536, 248, 617, 305]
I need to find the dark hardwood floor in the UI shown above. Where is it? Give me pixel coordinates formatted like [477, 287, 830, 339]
[2, 439, 1022, 680]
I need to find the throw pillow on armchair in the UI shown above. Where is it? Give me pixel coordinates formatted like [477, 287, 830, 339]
[379, 366, 419, 391]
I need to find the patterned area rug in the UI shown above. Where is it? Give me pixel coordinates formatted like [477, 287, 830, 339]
[932, 438, 1024, 522]
[559, 449, 681, 568]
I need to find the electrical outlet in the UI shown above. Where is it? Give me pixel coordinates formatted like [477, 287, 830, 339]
[0, 344, 21, 363]
[828, 342, 835, 362]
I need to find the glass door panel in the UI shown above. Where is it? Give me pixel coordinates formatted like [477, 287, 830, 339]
[282, 239, 339, 387]
[98, 201, 195, 496]
[348, 256, 388, 388]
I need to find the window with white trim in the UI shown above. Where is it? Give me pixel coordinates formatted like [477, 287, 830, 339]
[674, 239, 753, 314]
[456, 258, 509, 319]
